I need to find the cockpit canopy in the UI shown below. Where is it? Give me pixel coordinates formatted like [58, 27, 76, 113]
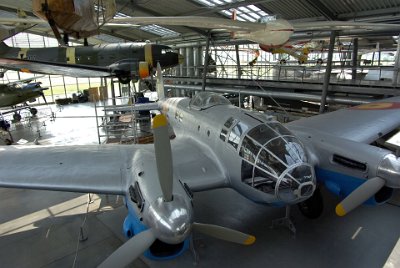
[190, 92, 231, 110]
[238, 122, 315, 203]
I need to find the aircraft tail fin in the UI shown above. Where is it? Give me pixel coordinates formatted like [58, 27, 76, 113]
[156, 62, 165, 100]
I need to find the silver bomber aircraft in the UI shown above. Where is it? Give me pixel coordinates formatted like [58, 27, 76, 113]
[1, 65, 400, 266]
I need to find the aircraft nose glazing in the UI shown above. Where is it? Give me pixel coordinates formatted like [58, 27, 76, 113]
[275, 163, 316, 204]
[146, 194, 193, 245]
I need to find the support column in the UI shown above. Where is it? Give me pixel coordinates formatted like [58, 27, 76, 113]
[393, 34, 400, 87]
[351, 38, 358, 80]
[186, 46, 194, 78]
[201, 31, 211, 91]
[110, 78, 116, 106]
[319, 31, 337, 114]
[235, 45, 242, 79]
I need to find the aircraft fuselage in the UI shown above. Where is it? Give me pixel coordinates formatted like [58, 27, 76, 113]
[0, 43, 182, 82]
[0, 84, 42, 107]
[161, 93, 316, 205]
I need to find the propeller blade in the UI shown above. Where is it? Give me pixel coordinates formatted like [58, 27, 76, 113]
[336, 177, 386, 216]
[98, 229, 156, 268]
[193, 222, 255, 245]
[152, 114, 173, 201]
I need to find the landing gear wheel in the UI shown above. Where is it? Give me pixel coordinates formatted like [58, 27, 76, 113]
[30, 108, 38, 115]
[4, 138, 12, 145]
[13, 113, 22, 122]
[297, 187, 323, 219]
[118, 76, 131, 84]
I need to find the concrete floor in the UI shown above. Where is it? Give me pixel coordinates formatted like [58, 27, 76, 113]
[1, 103, 400, 268]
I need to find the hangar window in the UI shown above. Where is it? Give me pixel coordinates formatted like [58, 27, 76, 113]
[139, 25, 180, 37]
[193, 0, 269, 22]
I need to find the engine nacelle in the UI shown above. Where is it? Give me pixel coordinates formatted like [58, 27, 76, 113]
[139, 61, 150, 79]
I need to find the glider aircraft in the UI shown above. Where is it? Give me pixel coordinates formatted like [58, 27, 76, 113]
[1, 65, 400, 266]
[110, 13, 400, 63]
[0, 41, 183, 84]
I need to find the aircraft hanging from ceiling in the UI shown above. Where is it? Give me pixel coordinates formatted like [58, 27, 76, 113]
[1, 65, 400, 266]
[32, 0, 117, 45]
[0, 76, 48, 121]
[0, 42, 183, 84]
[109, 14, 400, 59]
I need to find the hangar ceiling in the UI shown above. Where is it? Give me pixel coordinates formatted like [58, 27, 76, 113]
[0, 0, 399, 49]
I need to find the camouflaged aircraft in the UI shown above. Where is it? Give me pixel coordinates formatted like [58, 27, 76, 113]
[0, 42, 183, 84]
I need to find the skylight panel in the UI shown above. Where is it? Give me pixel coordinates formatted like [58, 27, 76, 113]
[192, 0, 269, 22]
[140, 25, 180, 37]
[95, 34, 125, 43]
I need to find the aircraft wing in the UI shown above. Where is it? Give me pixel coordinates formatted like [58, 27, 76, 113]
[0, 17, 44, 25]
[0, 145, 135, 195]
[103, 102, 160, 112]
[0, 57, 112, 77]
[293, 21, 400, 31]
[171, 137, 228, 192]
[286, 96, 400, 144]
[110, 16, 265, 32]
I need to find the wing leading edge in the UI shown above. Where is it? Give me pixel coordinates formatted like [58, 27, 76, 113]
[0, 145, 136, 195]
[287, 96, 400, 144]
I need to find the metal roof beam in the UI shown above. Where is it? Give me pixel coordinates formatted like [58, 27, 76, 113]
[182, 0, 277, 16]
[338, 7, 400, 20]
[303, 0, 337, 20]
[127, 2, 208, 37]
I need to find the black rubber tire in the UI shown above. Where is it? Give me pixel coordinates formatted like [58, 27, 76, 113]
[4, 138, 12, 145]
[118, 76, 131, 84]
[13, 113, 22, 122]
[30, 108, 38, 115]
[297, 187, 324, 219]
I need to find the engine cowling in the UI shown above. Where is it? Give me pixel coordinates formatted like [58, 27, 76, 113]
[139, 61, 150, 79]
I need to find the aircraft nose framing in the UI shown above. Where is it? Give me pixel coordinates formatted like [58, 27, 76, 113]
[240, 122, 316, 204]
[275, 163, 316, 203]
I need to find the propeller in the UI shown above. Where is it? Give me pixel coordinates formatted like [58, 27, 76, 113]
[98, 229, 156, 268]
[98, 99, 255, 268]
[335, 177, 385, 216]
[153, 114, 173, 201]
[193, 223, 255, 245]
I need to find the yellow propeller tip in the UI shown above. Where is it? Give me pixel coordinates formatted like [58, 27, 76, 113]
[244, 235, 256, 245]
[335, 204, 347, 217]
[153, 114, 168, 129]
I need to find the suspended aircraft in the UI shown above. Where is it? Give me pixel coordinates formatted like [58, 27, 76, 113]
[0, 76, 48, 122]
[110, 13, 400, 62]
[1, 64, 400, 266]
[0, 0, 120, 46]
[0, 41, 184, 84]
